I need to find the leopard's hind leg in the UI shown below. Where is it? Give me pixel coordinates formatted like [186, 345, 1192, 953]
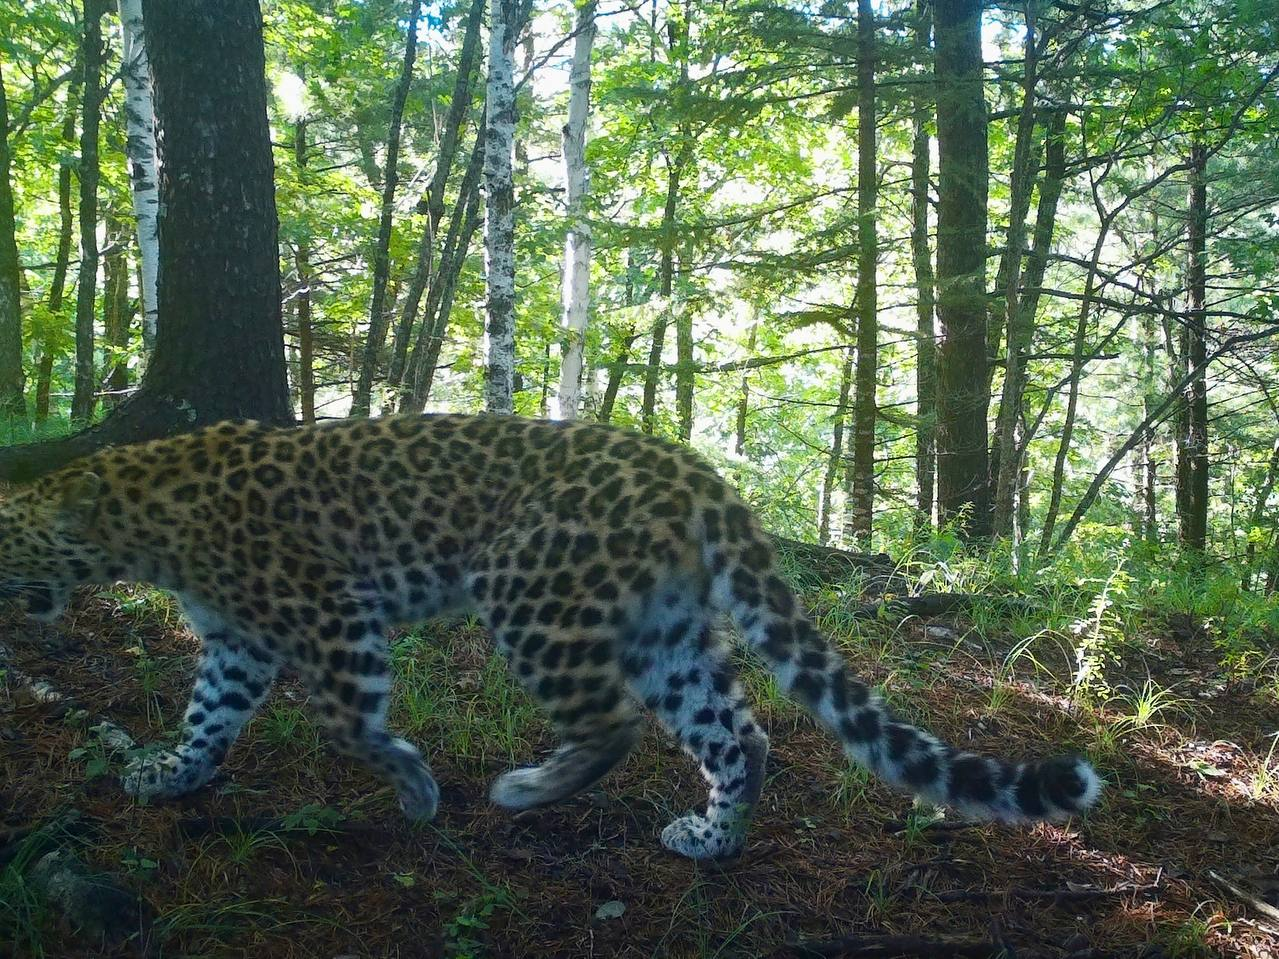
[122, 603, 277, 802]
[625, 589, 769, 861]
[475, 579, 642, 810]
[302, 610, 439, 821]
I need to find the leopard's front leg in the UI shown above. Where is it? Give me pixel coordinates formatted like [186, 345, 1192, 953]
[123, 607, 277, 803]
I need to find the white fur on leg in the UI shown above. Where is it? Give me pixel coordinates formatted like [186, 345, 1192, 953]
[398, 771, 440, 821]
[120, 746, 216, 802]
[489, 766, 557, 810]
[660, 813, 746, 861]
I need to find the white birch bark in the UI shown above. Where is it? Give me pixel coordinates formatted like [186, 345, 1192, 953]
[483, 0, 519, 414]
[553, 0, 596, 420]
[117, 0, 159, 349]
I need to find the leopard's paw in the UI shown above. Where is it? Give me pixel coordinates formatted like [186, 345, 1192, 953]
[660, 813, 745, 861]
[120, 747, 213, 802]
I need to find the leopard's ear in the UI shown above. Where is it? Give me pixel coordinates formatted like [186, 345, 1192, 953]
[56, 472, 104, 525]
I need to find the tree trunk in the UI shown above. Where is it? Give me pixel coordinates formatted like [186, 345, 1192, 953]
[911, 0, 935, 533]
[1048, 326, 1279, 554]
[597, 305, 638, 427]
[294, 115, 316, 424]
[72, 0, 107, 423]
[386, 0, 485, 401]
[102, 217, 133, 404]
[1244, 438, 1279, 590]
[117, 0, 159, 352]
[554, 0, 597, 421]
[1178, 141, 1209, 550]
[351, 0, 421, 417]
[1008, 105, 1064, 492]
[0, 57, 26, 417]
[402, 124, 486, 412]
[933, 0, 990, 538]
[484, 0, 519, 414]
[34, 354, 54, 422]
[139, 0, 291, 421]
[1038, 269, 1096, 555]
[1039, 196, 1112, 556]
[413, 194, 482, 407]
[640, 156, 681, 434]
[36, 86, 80, 423]
[674, 256, 693, 441]
[1012, 107, 1065, 364]
[847, 0, 878, 544]
[1141, 310, 1158, 541]
[642, 10, 690, 436]
[0, 0, 292, 482]
[820, 346, 854, 547]
[990, 0, 1039, 537]
[734, 318, 759, 456]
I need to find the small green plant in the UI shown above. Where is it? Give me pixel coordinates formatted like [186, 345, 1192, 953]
[831, 763, 871, 811]
[125, 643, 171, 726]
[1158, 914, 1217, 958]
[1110, 680, 1187, 738]
[67, 739, 111, 780]
[437, 886, 516, 958]
[987, 635, 1046, 715]
[863, 868, 892, 920]
[121, 848, 160, 880]
[1250, 733, 1279, 800]
[256, 702, 317, 752]
[280, 802, 346, 836]
[153, 897, 305, 945]
[899, 803, 945, 848]
[1068, 560, 1131, 700]
[105, 586, 179, 629]
[220, 824, 291, 868]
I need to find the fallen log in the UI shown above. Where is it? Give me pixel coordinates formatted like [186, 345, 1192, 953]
[850, 594, 1036, 622]
[1208, 869, 1279, 925]
[769, 537, 909, 593]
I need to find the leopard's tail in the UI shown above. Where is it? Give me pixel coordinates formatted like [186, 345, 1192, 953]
[702, 503, 1102, 822]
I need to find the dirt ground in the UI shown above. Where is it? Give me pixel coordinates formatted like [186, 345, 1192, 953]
[3, 587, 1278, 959]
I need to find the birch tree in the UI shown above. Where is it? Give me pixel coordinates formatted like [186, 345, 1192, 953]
[554, 0, 597, 420]
[484, 0, 519, 414]
[0, 0, 291, 481]
[117, 0, 159, 350]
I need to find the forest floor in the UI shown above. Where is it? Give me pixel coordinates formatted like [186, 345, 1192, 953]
[3, 567, 1279, 959]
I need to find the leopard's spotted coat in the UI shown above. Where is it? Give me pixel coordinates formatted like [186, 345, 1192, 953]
[0, 415, 1100, 859]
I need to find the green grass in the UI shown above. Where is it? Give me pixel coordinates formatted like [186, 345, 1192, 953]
[0, 833, 56, 958]
[0, 414, 79, 448]
[0, 813, 89, 958]
[254, 701, 322, 756]
[390, 624, 540, 770]
[151, 897, 321, 953]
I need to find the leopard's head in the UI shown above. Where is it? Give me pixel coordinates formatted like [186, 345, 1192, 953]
[0, 472, 106, 622]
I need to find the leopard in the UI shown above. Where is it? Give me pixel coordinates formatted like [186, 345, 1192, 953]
[0, 414, 1101, 860]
